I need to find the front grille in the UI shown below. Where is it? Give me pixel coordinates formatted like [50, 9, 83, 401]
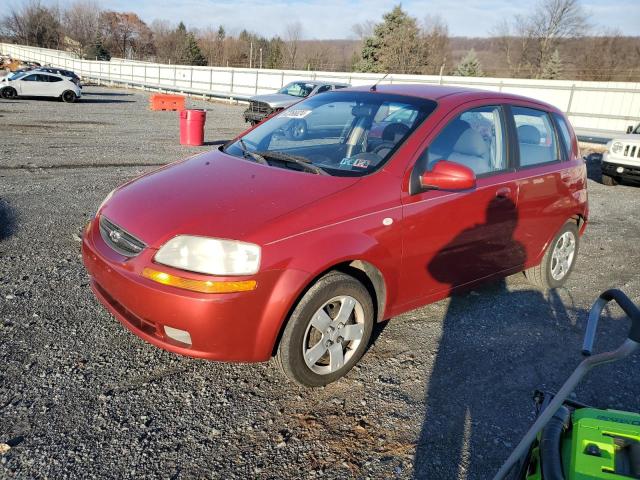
[248, 101, 272, 114]
[99, 216, 146, 257]
[622, 143, 640, 159]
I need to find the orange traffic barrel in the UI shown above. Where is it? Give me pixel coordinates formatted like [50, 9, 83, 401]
[179, 109, 206, 146]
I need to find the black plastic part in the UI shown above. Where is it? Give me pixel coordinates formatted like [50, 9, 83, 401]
[540, 406, 571, 480]
[600, 289, 640, 343]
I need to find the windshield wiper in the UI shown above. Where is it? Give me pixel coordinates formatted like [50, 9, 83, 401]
[238, 139, 269, 166]
[254, 151, 329, 176]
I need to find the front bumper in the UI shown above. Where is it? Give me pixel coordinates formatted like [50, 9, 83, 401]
[81, 219, 306, 362]
[602, 160, 640, 182]
[243, 109, 269, 124]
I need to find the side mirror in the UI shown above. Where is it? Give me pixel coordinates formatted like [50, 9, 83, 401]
[420, 160, 476, 191]
[627, 125, 634, 134]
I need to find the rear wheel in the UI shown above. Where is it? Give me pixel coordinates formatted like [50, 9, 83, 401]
[276, 271, 374, 386]
[61, 90, 77, 103]
[1, 87, 17, 99]
[602, 174, 618, 186]
[524, 221, 579, 289]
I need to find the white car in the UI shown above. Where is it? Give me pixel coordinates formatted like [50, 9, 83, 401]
[0, 71, 82, 103]
[602, 123, 640, 186]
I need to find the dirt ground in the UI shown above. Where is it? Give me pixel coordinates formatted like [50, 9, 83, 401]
[1, 87, 639, 479]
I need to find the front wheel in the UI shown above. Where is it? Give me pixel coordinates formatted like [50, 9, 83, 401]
[602, 174, 618, 186]
[284, 119, 307, 140]
[1, 87, 17, 99]
[61, 90, 77, 103]
[276, 271, 374, 386]
[524, 221, 579, 289]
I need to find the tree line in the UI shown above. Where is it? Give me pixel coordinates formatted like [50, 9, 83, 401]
[1, 0, 638, 81]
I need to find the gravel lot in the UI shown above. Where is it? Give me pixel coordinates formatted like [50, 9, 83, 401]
[1, 87, 639, 480]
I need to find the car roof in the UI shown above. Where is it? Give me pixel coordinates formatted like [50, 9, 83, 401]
[345, 83, 559, 112]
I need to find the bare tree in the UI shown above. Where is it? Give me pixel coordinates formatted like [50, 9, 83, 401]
[1, 0, 62, 48]
[63, 0, 102, 57]
[529, 0, 589, 75]
[421, 14, 449, 75]
[284, 22, 302, 69]
[351, 20, 375, 41]
[492, 0, 588, 78]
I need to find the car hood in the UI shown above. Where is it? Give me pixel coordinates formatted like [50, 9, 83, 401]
[611, 133, 640, 143]
[100, 149, 359, 249]
[250, 93, 302, 108]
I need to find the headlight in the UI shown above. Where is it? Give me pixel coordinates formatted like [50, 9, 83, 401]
[611, 142, 623, 154]
[96, 188, 116, 216]
[155, 236, 261, 276]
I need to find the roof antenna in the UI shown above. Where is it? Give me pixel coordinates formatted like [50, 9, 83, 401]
[370, 73, 389, 92]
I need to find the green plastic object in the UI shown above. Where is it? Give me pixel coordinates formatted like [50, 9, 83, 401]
[568, 408, 640, 479]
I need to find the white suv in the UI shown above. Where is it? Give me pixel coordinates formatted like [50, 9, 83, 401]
[0, 71, 82, 103]
[602, 123, 640, 186]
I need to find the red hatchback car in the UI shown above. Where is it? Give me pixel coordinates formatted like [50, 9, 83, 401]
[83, 85, 588, 386]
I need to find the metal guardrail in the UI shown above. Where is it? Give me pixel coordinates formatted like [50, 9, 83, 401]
[2, 42, 639, 133]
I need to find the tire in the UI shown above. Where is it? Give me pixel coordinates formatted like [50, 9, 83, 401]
[1, 87, 17, 99]
[284, 119, 307, 140]
[61, 90, 77, 103]
[276, 271, 374, 387]
[524, 221, 579, 289]
[602, 174, 618, 186]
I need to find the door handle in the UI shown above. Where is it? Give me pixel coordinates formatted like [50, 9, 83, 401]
[495, 187, 512, 199]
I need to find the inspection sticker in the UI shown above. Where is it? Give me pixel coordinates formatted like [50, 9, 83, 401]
[281, 109, 312, 118]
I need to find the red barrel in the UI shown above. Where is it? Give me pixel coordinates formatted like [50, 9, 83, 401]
[179, 109, 206, 146]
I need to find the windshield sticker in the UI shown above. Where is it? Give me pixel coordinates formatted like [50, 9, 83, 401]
[339, 157, 370, 169]
[281, 109, 312, 118]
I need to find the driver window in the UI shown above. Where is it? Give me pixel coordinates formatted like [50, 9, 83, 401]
[423, 106, 506, 176]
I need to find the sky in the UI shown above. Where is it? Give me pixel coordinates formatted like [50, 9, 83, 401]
[36, 0, 640, 39]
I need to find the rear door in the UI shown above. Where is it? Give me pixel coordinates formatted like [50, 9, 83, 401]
[508, 104, 581, 267]
[398, 101, 524, 305]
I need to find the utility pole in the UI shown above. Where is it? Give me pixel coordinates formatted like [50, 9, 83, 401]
[249, 41, 253, 69]
[259, 48, 263, 69]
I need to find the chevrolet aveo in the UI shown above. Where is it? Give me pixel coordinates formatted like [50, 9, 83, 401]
[83, 85, 588, 386]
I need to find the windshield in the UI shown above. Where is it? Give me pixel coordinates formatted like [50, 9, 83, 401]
[223, 91, 437, 176]
[277, 82, 316, 98]
[8, 72, 27, 81]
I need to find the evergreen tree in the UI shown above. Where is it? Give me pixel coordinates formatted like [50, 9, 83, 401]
[86, 35, 111, 60]
[542, 49, 563, 79]
[267, 37, 284, 69]
[454, 49, 483, 77]
[356, 5, 421, 74]
[186, 32, 206, 65]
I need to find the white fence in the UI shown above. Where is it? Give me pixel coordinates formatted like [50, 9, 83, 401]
[2, 42, 640, 136]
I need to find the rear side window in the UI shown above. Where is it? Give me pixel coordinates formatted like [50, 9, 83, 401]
[48, 76, 62, 82]
[553, 113, 573, 159]
[513, 107, 559, 167]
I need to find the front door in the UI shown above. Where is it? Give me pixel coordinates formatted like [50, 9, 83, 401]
[398, 104, 525, 306]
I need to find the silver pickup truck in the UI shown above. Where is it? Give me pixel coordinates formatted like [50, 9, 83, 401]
[602, 123, 640, 185]
[243, 80, 349, 125]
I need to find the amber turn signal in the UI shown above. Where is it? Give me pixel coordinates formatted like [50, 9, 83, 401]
[142, 267, 257, 294]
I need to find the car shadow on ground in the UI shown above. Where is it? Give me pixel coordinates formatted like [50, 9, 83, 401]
[412, 197, 586, 478]
[81, 92, 133, 97]
[78, 98, 136, 104]
[0, 198, 17, 240]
